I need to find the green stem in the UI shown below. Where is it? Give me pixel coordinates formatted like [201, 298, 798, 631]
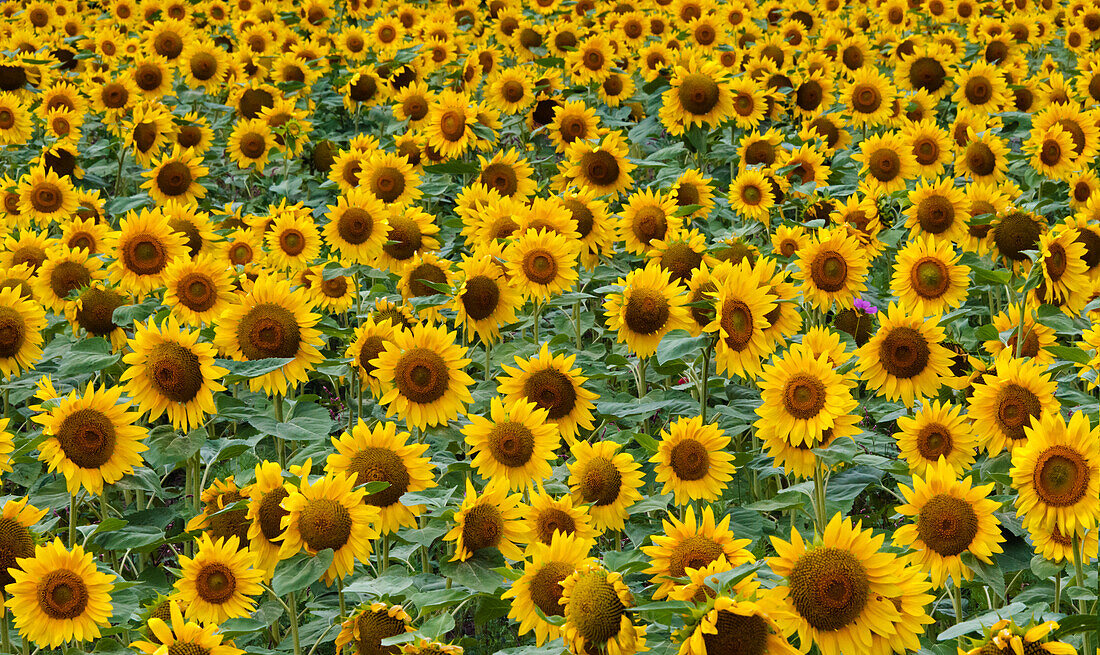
[951, 581, 963, 628]
[381, 533, 389, 572]
[336, 577, 346, 621]
[1053, 571, 1061, 613]
[68, 493, 77, 548]
[287, 592, 301, 655]
[274, 394, 286, 466]
[812, 459, 828, 534]
[532, 301, 542, 344]
[484, 341, 491, 383]
[572, 300, 582, 348]
[699, 340, 712, 423]
[1, 592, 10, 655]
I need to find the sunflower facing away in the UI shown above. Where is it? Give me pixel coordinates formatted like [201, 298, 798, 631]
[497, 342, 599, 444]
[566, 439, 644, 533]
[175, 534, 264, 624]
[445, 478, 526, 562]
[652, 415, 736, 505]
[372, 322, 475, 430]
[502, 531, 594, 646]
[642, 506, 754, 600]
[464, 396, 560, 491]
[5, 538, 115, 648]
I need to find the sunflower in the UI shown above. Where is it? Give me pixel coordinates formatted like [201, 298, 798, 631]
[345, 317, 397, 399]
[853, 132, 917, 196]
[327, 419, 436, 535]
[175, 534, 263, 623]
[378, 205, 440, 273]
[1025, 125, 1078, 181]
[464, 396, 559, 491]
[856, 303, 954, 407]
[969, 353, 1059, 454]
[32, 383, 148, 496]
[5, 538, 114, 648]
[953, 61, 1010, 113]
[566, 33, 615, 85]
[901, 119, 953, 179]
[891, 236, 970, 316]
[987, 209, 1047, 268]
[603, 262, 689, 359]
[1032, 102, 1099, 165]
[955, 130, 1009, 183]
[794, 228, 869, 310]
[161, 254, 235, 328]
[334, 603, 413, 655]
[0, 496, 46, 593]
[1011, 410, 1100, 535]
[127, 101, 176, 167]
[131, 601, 243, 655]
[894, 400, 977, 477]
[642, 505, 753, 601]
[498, 342, 599, 444]
[372, 322, 474, 430]
[425, 90, 475, 160]
[681, 596, 799, 655]
[227, 119, 275, 172]
[478, 148, 536, 199]
[59, 217, 110, 256]
[659, 56, 735, 136]
[502, 532, 593, 646]
[213, 276, 324, 396]
[141, 146, 207, 205]
[647, 229, 713, 284]
[32, 245, 104, 314]
[766, 515, 929, 655]
[504, 228, 580, 303]
[704, 261, 777, 379]
[180, 40, 228, 93]
[1038, 228, 1090, 311]
[904, 177, 970, 244]
[561, 131, 636, 197]
[618, 187, 679, 255]
[727, 168, 776, 225]
[393, 82, 432, 126]
[120, 316, 226, 432]
[280, 470, 380, 584]
[445, 478, 525, 562]
[244, 461, 291, 580]
[548, 100, 600, 153]
[359, 151, 422, 207]
[265, 211, 322, 272]
[16, 166, 78, 225]
[560, 563, 647, 655]
[522, 490, 598, 549]
[106, 207, 188, 296]
[453, 254, 521, 345]
[0, 91, 32, 145]
[566, 440, 644, 533]
[755, 343, 859, 448]
[1029, 521, 1100, 565]
[66, 283, 128, 351]
[841, 67, 896, 127]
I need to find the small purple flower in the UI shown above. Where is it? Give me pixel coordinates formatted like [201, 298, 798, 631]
[853, 298, 878, 315]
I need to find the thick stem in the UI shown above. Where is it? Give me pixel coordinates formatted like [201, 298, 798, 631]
[287, 592, 301, 655]
[484, 341, 491, 383]
[336, 577, 346, 620]
[381, 533, 390, 572]
[951, 581, 963, 627]
[274, 394, 286, 466]
[68, 493, 77, 548]
[699, 341, 712, 423]
[1, 591, 10, 654]
[1053, 572, 1061, 613]
[532, 301, 542, 344]
[572, 300, 582, 348]
[812, 459, 828, 534]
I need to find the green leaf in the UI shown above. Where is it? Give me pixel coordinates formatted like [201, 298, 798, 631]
[1054, 614, 1100, 637]
[58, 339, 120, 377]
[217, 358, 296, 382]
[272, 550, 334, 596]
[92, 525, 163, 550]
[672, 204, 702, 217]
[143, 425, 207, 469]
[424, 161, 479, 176]
[654, 331, 707, 365]
[745, 489, 806, 512]
[440, 550, 506, 594]
[1046, 346, 1090, 364]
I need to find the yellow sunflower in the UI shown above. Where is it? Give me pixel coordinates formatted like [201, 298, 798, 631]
[894, 400, 977, 477]
[0, 497, 47, 591]
[120, 316, 227, 432]
[32, 246, 104, 315]
[131, 601, 243, 655]
[323, 188, 389, 265]
[729, 169, 777, 225]
[334, 603, 413, 655]
[841, 67, 896, 127]
[566, 440, 644, 533]
[245, 461, 291, 580]
[604, 262, 691, 359]
[1011, 410, 1100, 535]
[522, 491, 598, 549]
[264, 211, 322, 272]
[561, 131, 636, 197]
[279, 470, 381, 584]
[498, 342, 599, 444]
[891, 236, 970, 316]
[681, 596, 800, 655]
[853, 131, 917, 196]
[372, 322, 474, 430]
[1038, 227, 1090, 311]
[755, 343, 859, 447]
[378, 205, 441, 273]
[794, 228, 869, 310]
[16, 166, 78, 225]
[161, 254, 236, 328]
[855, 302, 954, 407]
[659, 56, 735, 136]
[32, 383, 148, 496]
[360, 151, 422, 207]
[228, 119, 275, 172]
[453, 253, 521, 345]
[705, 260, 778, 379]
[904, 177, 971, 244]
[642, 506, 753, 600]
[213, 276, 325, 395]
[444, 478, 526, 562]
[175, 534, 264, 624]
[502, 532, 593, 646]
[141, 146, 208, 205]
[326, 419, 436, 535]
[969, 353, 1059, 454]
[5, 538, 115, 648]
[620, 187, 681, 255]
[560, 563, 647, 655]
[464, 396, 559, 491]
[107, 207, 189, 296]
[894, 457, 1004, 588]
[504, 228, 581, 302]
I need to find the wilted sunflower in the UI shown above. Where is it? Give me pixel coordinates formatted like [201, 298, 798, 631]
[131, 601, 243, 655]
[681, 596, 799, 655]
[505, 227, 581, 302]
[498, 342, 599, 444]
[175, 534, 263, 624]
[372, 322, 474, 430]
[755, 343, 859, 447]
[16, 166, 78, 225]
[604, 262, 691, 359]
[561, 131, 636, 197]
[969, 353, 1058, 454]
[894, 400, 977, 477]
[502, 532, 593, 646]
[643, 506, 753, 600]
[891, 236, 970, 316]
[560, 563, 647, 655]
[766, 515, 929, 655]
[213, 276, 324, 395]
[894, 457, 1004, 588]
[280, 470, 380, 584]
[659, 56, 735, 136]
[566, 440, 644, 533]
[32, 383, 148, 496]
[141, 146, 208, 205]
[327, 419, 436, 535]
[794, 228, 869, 310]
[445, 478, 525, 562]
[334, 603, 413, 655]
[856, 303, 953, 407]
[5, 538, 115, 649]
[120, 316, 227, 432]
[107, 207, 189, 295]
[1011, 410, 1100, 535]
[323, 188, 389, 265]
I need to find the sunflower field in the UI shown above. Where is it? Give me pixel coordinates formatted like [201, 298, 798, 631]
[2, 0, 1100, 654]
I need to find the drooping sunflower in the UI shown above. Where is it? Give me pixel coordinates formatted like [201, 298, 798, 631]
[131, 601, 243, 655]
[175, 534, 263, 624]
[681, 596, 800, 655]
[16, 166, 78, 225]
[280, 470, 380, 584]
[755, 344, 859, 447]
[498, 342, 599, 444]
[5, 538, 115, 649]
[561, 131, 636, 198]
[213, 276, 324, 396]
[894, 457, 1004, 588]
[464, 396, 559, 491]
[659, 56, 735, 136]
[566, 440, 644, 533]
[766, 515, 928, 655]
[372, 322, 474, 430]
[1011, 410, 1100, 535]
[120, 316, 227, 432]
[334, 603, 414, 655]
[855, 302, 954, 407]
[891, 236, 970, 316]
[894, 400, 977, 477]
[502, 532, 594, 646]
[604, 262, 691, 359]
[794, 228, 869, 310]
[445, 478, 526, 562]
[560, 563, 647, 655]
[107, 207, 189, 296]
[32, 383, 148, 496]
[327, 419, 436, 535]
[642, 506, 753, 600]
[504, 227, 581, 302]
[969, 353, 1059, 454]
[141, 146, 208, 205]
